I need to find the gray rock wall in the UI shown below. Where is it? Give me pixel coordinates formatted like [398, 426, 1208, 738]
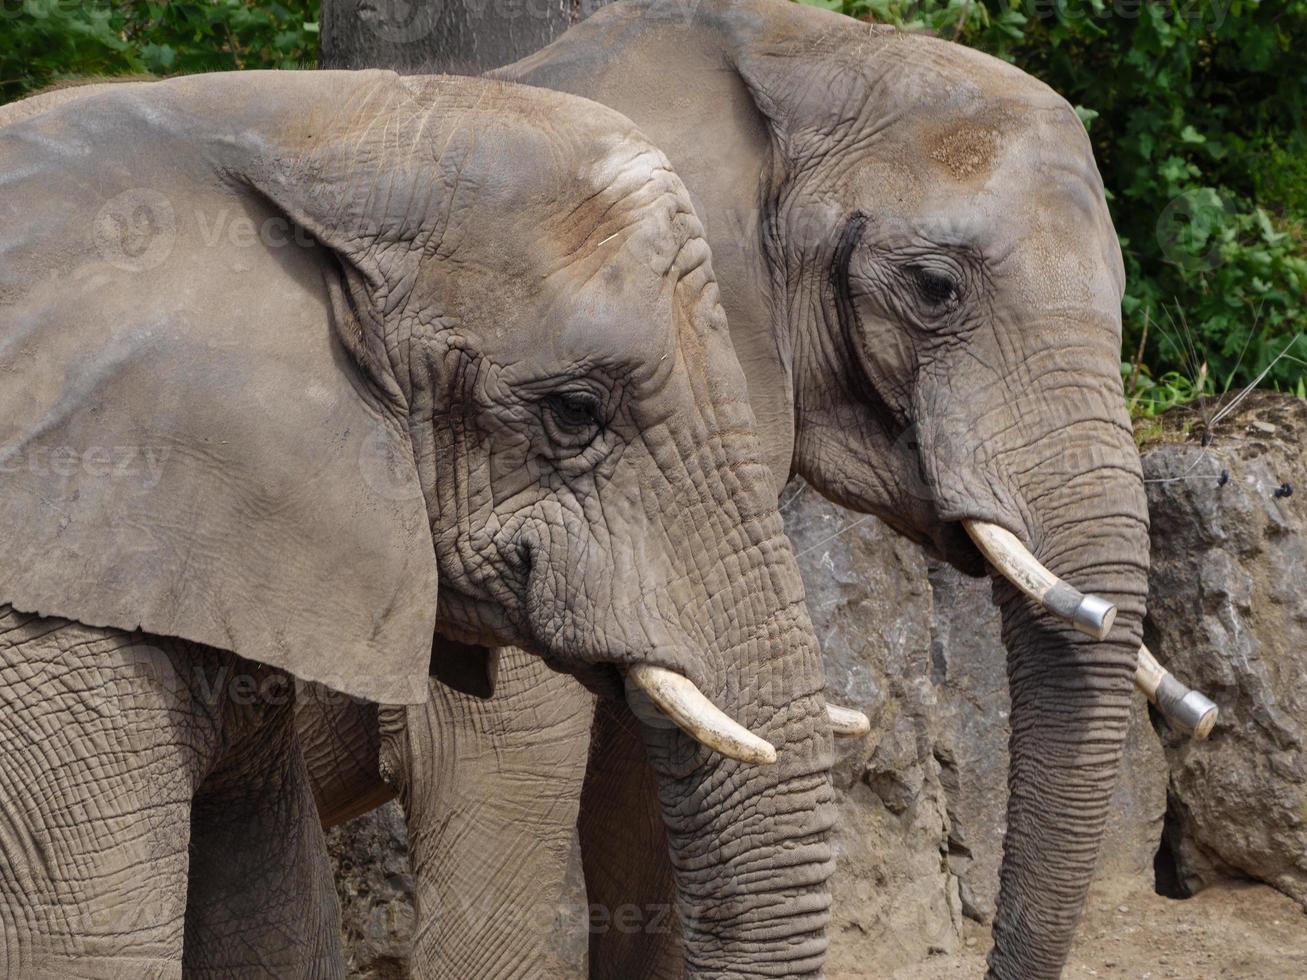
[328, 800, 413, 979]
[1141, 391, 1307, 907]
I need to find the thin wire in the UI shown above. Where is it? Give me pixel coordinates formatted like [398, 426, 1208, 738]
[778, 481, 807, 514]
[1208, 333, 1302, 427]
[792, 514, 875, 559]
[1142, 447, 1224, 485]
[1143, 332, 1301, 485]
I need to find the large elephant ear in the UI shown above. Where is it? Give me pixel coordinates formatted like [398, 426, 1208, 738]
[712, 0, 893, 162]
[0, 71, 444, 705]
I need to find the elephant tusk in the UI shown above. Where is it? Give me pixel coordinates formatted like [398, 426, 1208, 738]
[1134, 644, 1219, 740]
[827, 702, 871, 737]
[961, 521, 1218, 740]
[625, 664, 778, 765]
[962, 519, 1117, 640]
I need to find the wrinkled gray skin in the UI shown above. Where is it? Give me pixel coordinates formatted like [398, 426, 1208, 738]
[0, 68, 837, 978]
[301, 2, 1150, 977]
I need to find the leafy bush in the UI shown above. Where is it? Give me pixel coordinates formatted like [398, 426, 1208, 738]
[800, 0, 1307, 400]
[0, 1, 319, 104]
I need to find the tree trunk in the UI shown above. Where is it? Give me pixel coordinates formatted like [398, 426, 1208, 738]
[320, 0, 615, 75]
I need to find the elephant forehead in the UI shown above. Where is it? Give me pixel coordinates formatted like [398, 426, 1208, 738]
[823, 92, 1107, 240]
[922, 120, 1006, 182]
[546, 144, 697, 272]
[809, 31, 1077, 189]
[534, 232, 686, 374]
[428, 134, 723, 376]
[540, 154, 719, 361]
[430, 227, 677, 380]
[443, 138, 698, 275]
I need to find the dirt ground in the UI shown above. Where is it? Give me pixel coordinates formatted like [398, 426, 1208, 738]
[877, 881, 1307, 979]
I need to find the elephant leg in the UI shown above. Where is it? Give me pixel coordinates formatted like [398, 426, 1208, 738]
[182, 672, 343, 979]
[381, 648, 595, 980]
[0, 607, 223, 979]
[296, 684, 394, 828]
[580, 699, 680, 980]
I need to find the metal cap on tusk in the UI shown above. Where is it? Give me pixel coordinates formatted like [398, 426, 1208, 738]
[962, 519, 1118, 640]
[1134, 644, 1219, 740]
[1167, 688, 1220, 741]
[827, 703, 871, 738]
[625, 664, 778, 765]
[1071, 594, 1117, 641]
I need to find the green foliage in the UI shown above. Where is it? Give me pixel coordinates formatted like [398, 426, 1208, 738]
[798, 0, 1307, 402]
[0, 1, 320, 104]
[1125, 363, 1210, 417]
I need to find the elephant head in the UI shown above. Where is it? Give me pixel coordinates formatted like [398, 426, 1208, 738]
[0, 69, 837, 973]
[741, 25, 1148, 976]
[504, 1, 1149, 974]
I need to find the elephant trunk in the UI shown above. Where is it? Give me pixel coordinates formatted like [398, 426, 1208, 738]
[983, 462, 1149, 978]
[633, 604, 836, 978]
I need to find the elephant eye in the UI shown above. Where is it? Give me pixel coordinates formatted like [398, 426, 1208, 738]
[542, 389, 604, 449]
[905, 264, 959, 308]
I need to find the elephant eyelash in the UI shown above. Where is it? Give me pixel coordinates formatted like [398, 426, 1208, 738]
[540, 389, 605, 450]
[903, 263, 961, 308]
[549, 391, 601, 427]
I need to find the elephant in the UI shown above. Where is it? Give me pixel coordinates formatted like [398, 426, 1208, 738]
[0, 67, 843, 978]
[288, 0, 1184, 977]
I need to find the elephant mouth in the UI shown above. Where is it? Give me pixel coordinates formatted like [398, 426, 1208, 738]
[516, 654, 786, 765]
[876, 511, 986, 578]
[624, 664, 778, 764]
[925, 519, 989, 577]
[624, 664, 872, 760]
[906, 506, 1120, 642]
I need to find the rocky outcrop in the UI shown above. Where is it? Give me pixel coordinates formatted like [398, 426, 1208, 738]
[1141, 391, 1307, 908]
[328, 801, 413, 979]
